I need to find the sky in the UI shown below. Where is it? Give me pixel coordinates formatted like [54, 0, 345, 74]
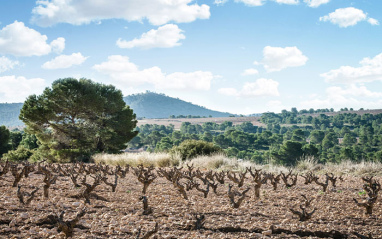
[0, 0, 382, 115]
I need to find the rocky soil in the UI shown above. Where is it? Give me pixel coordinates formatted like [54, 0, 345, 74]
[0, 163, 381, 239]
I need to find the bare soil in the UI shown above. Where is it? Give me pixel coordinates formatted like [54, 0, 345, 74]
[0, 165, 381, 238]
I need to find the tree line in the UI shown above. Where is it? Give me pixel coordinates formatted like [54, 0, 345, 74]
[129, 109, 382, 165]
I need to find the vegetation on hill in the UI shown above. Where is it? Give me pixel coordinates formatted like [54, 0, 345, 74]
[123, 91, 232, 119]
[129, 108, 382, 165]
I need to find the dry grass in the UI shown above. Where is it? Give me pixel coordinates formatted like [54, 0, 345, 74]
[92, 152, 180, 167]
[323, 160, 382, 176]
[92, 152, 382, 176]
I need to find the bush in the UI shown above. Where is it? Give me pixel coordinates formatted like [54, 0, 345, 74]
[169, 140, 222, 161]
[3, 146, 34, 162]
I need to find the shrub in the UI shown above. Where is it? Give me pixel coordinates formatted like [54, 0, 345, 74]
[3, 146, 34, 162]
[169, 140, 222, 161]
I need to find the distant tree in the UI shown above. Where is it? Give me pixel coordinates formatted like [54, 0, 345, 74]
[302, 144, 319, 159]
[19, 131, 39, 150]
[202, 132, 213, 142]
[236, 121, 257, 133]
[9, 130, 23, 150]
[155, 137, 173, 152]
[0, 126, 10, 156]
[322, 131, 338, 150]
[291, 129, 306, 142]
[310, 130, 325, 144]
[342, 133, 357, 146]
[219, 121, 233, 131]
[19, 78, 138, 162]
[278, 140, 304, 165]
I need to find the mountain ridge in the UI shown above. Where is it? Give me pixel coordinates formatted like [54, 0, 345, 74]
[0, 92, 233, 126]
[123, 91, 233, 119]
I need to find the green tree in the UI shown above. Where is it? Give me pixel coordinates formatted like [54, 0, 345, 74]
[170, 140, 222, 161]
[310, 130, 325, 144]
[275, 140, 304, 165]
[322, 131, 338, 150]
[302, 144, 319, 159]
[291, 129, 306, 142]
[342, 133, 357, 146]
[19, 131, 39, 150]
[19, 78, 138, 162]
[9, 130, 23, 150]
[0, 126, 11, 156]
[155, 137, 173, 152]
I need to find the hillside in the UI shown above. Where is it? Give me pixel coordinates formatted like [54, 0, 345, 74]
[123, 91, 232, 119]
[0, 103, 23, 127]
[0, 92, 233, 127]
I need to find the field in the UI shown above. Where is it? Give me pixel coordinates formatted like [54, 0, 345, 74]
[136, 108, 382, 130]
[1, 159, 381, 238]
[137, 116, 264, 130]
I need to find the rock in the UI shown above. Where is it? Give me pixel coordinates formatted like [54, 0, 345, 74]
[20, 212, 29, 219]
[262, 229, 272, 236]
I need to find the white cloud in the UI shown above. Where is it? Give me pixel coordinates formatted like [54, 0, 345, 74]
[218, 88, 239, 96]
[266, 100, 284, 112]
[50, 37, 65, 54]
[321, 52, 382, 84]
[31, 0, 210, 26]
[274, 0, 298, 4]
[300, 84, 382, 110]
[218, 78, 279, 97]
[93, 55, 216, 91]
[42, 53, 88, 69]
[161, 71, 214, 91]
[235, 0, 266, 6]
[234, 0, 298, 6]
[0, 21, 64, 56]
[368, 18, 380, 26]
[0, 76, 46, 102]
[117, 24, 185, 49]
[304, 0, 330, 8]
[319, 7, 377, 27]
[262, 46, 308, 72]
[0, 57, 19, 73]
[214, 0, 228, 5]
[241, 68, 259, 76]
[327, 85, 382, 98]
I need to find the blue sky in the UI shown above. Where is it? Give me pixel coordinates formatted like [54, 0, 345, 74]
[0, 0, 382, 114]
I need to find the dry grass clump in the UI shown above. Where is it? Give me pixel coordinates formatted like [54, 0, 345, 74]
[181, 153, 266, 171]
[93, 152, 382, 176]
[323, 160, 382, 176]
[181, 153, 238, 170]
[295, 158, 324, 173]
[261, 163, 290, 174]
[92, 152, 180, 167]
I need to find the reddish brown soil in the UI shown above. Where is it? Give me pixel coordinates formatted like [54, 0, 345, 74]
[0, 165, 381, 238]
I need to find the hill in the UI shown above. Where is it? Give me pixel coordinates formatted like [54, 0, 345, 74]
[123, 91, 233, 119]
[0, 103, 23, 127]
[0, 92, 233, 126]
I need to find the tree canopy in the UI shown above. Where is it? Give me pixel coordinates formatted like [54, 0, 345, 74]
[19, 78, 138, 162]
[0, 126, 10, 157]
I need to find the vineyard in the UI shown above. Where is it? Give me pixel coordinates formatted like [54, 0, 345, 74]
[0, 160, 381, 238]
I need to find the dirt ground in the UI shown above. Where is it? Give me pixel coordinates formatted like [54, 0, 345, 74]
[0, 164, 381, 239]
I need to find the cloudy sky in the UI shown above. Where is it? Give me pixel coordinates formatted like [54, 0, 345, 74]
[0, 0, 381, 114]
